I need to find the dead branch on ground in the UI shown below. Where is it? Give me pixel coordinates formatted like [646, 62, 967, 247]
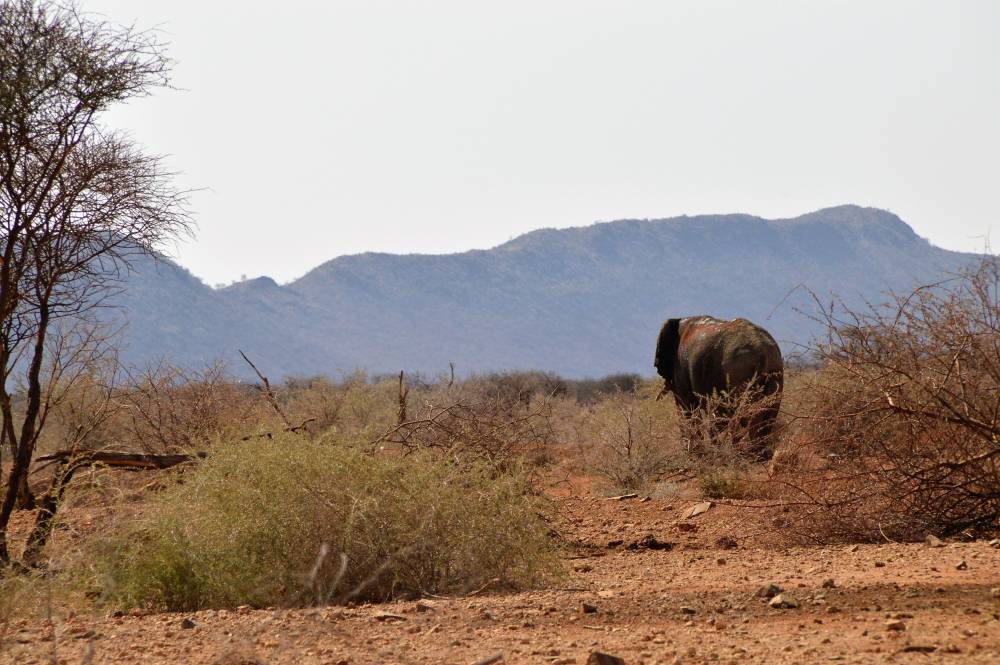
[22, 449, 205, 566]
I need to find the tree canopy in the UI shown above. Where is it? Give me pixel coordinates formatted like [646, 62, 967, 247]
[0, 0, 191, 564]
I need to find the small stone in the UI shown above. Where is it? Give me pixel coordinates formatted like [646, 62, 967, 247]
[900, 645, 936, 653]
[586, 652, 625, 665]
[373, 611, 406, 622]
[822, 579, 836, 589]
[989, 587, 1000, 598]
[680, 606, 696, 615]
[574, 564, 594, 573]
[768, 594, 798, 609]
[848, 544, 859, 552]
[956, 560, 968, 570]
[683, 501, 713, 519]
[716, 558, 727, 566]
[885, 620, 906, 631]
[581, 602, 598, 614]
[755, 584, 783, 599]
[415, 600, 436, 613]
[925, 534, 945, 547]
[626, 534, 673, 551]
[179, 618, 196, 629]
[988, 538, 1000, 549]
[874, 561, 885, 568]
[715, 536, 738, 549]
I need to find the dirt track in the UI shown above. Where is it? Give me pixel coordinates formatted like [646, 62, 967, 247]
[3, 493, 999, 664]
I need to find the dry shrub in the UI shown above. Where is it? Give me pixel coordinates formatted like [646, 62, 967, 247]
[281, 372, 399, 440]
[575, 380, 778, 495]
[678, 384, 783, 463]
[85, 435, 560, 611]
[122, 362, 270, 452]
[661, 386, 781, 501]
[581, 389, 682, 492]
[773, 258, 1000, 541]
[375, 375, 556, 471]
[280, 370, 567, 470]
[464, 371, 568, 410]
[39, 361, 270, 457]
[565, 373, 643, 404]
[34, 363, 121, 455]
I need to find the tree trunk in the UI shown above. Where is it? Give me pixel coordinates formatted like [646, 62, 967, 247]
[0, 305, 49, 566]
[15, 475, 34, 510]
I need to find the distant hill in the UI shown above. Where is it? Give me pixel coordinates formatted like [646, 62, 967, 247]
[109, 205, 978, 379]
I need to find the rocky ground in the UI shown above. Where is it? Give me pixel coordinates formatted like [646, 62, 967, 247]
[2, 489, 999, 664]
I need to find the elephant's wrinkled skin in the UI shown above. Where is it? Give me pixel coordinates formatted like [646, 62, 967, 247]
[654, 316, 783, 448]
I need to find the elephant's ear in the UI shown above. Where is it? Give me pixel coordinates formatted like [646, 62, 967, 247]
[654, 318, 681, 380]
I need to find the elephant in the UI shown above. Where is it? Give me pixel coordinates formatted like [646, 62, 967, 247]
[654, 316, 783, 454]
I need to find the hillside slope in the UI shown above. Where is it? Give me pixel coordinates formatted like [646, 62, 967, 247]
[110, 205, 977, 378]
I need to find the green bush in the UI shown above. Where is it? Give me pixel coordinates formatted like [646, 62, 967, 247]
[698, 467, 751, 500]
[91, 436, 560, 611]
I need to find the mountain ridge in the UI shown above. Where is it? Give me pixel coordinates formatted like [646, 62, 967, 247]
[110, 205, 977, 379]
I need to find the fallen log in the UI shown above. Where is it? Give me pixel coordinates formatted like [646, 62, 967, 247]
[35, 450, 208, 471]
[34, 449, 206, 470]
[22, 449, 205, 566]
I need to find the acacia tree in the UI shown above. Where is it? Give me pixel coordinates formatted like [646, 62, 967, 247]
[0, 0, 190, 564]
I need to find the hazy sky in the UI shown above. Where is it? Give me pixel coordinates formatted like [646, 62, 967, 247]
[86, 0, 1000, 286]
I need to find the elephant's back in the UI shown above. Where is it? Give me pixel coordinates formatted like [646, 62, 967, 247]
[722, 319, 782, 366]
[681, 317, 783, 386]
[720, 319, 782, 377]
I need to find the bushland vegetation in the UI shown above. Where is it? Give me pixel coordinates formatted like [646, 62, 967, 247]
[4, 257, 1000, 615]
[4, 0, 999, 648]
[766, 258, 1000, 542]
[0, 365, 645, 616]
[1, 252, 999, 618]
